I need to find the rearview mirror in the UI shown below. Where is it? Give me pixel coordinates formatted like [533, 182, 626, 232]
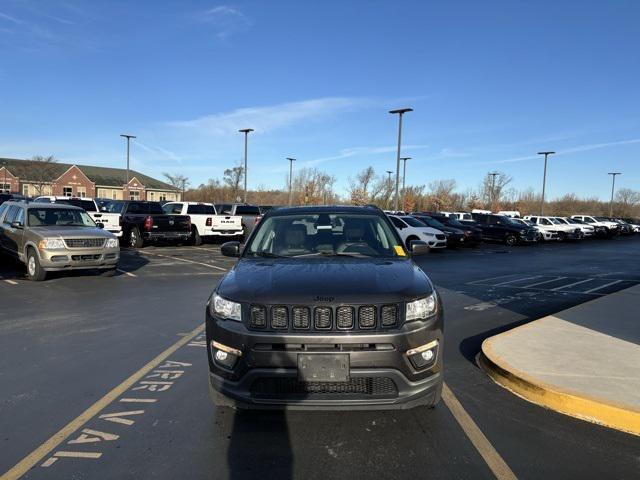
[410, 240, 430, 256]
[221, 241, 241, 257]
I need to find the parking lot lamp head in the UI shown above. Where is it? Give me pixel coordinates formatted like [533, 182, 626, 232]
[239, 129, 254, 203]
[389, 108, 413, 211]
[287, 157, 296, 206]
[537, 151, 555, 215]
[608, 172, 621, 217]
[120, 134, 136, 186]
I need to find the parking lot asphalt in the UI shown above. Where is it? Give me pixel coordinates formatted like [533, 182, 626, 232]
[1, 238, 639, 479]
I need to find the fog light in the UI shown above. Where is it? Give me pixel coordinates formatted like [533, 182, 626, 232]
[421, 350, 434, 362]
[407, 340, 439, 370]
[211, 341, 241, 369]
[215, 350, 228, 362]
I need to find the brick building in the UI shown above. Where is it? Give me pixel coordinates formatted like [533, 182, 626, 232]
[0, 158, 181, 202]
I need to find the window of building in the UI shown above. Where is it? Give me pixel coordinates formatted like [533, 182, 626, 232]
[129, 191, 140, 200]
[112, 190, 118, 200]
[159, 193, 167, 201]
[1, 183, 10, 193]
[77, 187, 86, 198]
[63, 187, 73, 197]
[22, 184, 29, 196]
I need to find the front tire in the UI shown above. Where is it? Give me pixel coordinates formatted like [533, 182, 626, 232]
[504, 234, 517, 246]
[26, 248, 47, 281]
[129, 227, 144, 249]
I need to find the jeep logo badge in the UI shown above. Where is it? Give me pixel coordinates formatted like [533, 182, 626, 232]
[314, 295, 334, 302]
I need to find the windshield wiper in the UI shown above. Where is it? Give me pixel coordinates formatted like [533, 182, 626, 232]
[291, 251, 373, 258]
[251, 251, 285, 258]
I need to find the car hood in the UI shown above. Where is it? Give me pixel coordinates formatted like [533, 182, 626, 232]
[30, 226, 116, 238]
[218, 258, 433, 304]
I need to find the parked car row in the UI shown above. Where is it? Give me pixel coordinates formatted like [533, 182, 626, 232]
[385, 210, 640, 249]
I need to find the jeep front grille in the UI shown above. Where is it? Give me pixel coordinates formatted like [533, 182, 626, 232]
[248, 303, 401, 332]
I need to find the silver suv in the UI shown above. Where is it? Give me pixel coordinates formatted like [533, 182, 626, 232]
[0, 201, 120, 281]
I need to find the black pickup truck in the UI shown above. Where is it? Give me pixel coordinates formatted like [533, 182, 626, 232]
[104, 200, 191, 248]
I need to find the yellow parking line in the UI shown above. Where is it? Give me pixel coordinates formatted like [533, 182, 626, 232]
[443, 383, 518, 480]
[1, 323, 205, 480]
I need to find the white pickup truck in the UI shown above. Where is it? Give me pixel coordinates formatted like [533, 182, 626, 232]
[523, 215, 583, 241]
[33, 196, 122, 237]
[162, 202, 243, 245]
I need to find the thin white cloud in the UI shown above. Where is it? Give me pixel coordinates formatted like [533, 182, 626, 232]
[166, 97, 375, 136]
[304, 144, 430, 167]
[196, 5, 252, 39]
[135, 141, 183, 163]
[473, 138, 640, 166]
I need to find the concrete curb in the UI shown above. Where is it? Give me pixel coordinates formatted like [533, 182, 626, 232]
[479, 336, 640, 436]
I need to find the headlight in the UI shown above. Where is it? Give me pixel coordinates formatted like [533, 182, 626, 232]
[105, 238, 119, 248]
[210, 293, 242, 321]
[38, 238, 65, 250]
[406, 293, 437, 321]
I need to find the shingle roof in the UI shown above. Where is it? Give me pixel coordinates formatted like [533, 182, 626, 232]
[0, 158, 178, 191]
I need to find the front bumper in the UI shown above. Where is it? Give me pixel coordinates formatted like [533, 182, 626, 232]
[38, 248, 119, 271]
[206, 309, 444, 410]
[142, 231, 191, 241]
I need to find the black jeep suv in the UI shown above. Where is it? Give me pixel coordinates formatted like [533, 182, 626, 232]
[206, 205, 443, 410]
[471, 213, 538, 246]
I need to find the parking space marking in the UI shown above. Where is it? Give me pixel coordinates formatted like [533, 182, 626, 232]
[2, 323, 205, 480]
[139, 251, 228, 271]
[520, 276, 567, 288]
[583, 279, 623, 293]
[443, 383, 517, 480]
[493, 276, 541, 286]
[4, 279, 18, 285]
[116, 269, 136, 277]
[550, 278, 595, 291]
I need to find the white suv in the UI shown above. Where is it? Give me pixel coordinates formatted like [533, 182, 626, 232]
[388, 215, 447, 249]
[553, 217, 595, 237]
[524, 216, 583, 241]
[571, 215, 619, 237]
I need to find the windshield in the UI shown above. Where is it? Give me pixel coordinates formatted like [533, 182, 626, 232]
[416, 216, 445, 228]
[245, 213, 405, 258]
[28, 208, 96, 227]
[401, 216, 428, 228]
[550, 218, 563, 224]
[103, 201, 125, 214]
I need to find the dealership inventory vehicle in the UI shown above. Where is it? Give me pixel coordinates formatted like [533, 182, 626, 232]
[523, 216, 583, 241]
[207, 205, 443, 410]
[215, 203, 262, 236]
[426, 213, 483, 245]
[571, 215, 619, 237]
[471, 213, 538, 245]
[388, 215, 447, 249]
[34, 196, 122, 237]
[552, 217, 595, 237]
[622, 218, 640, 233]
[0, 201, 119, 280]
[103, 200, 191, 248]
[162, 202, 243, 245]
[0, 193, 29, 205]
[510, 217, 549, 241]
[411, 214, 466, 247]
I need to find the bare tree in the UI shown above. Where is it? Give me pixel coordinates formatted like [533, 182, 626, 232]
[479, 172, 513, 211]
[347, 166, 376, 205]
[615, 188, 640, 217]
[29, 155, 58, 195]
[223, 166, 244, 202]
[427, 179, 457, 211]
[162, 172, 190, 199]
[292, 167, 336, 205]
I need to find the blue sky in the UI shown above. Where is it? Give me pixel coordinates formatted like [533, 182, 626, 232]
[1, 0, 638, 199]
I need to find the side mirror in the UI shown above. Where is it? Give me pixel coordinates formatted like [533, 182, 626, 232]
[100, 207, 108, 212]
[221, 241, 241, 257]
[96, 223, 105, 229]
[410, 240, 430, 256]
[11, 221, 23, 229]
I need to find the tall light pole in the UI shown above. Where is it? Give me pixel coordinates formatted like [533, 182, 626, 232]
[608, 172, 621, 217]
[537, 151, 555, 215]
[400, 157, 411, 210]
[120, 134, 136, 186]
[386, 170, 394, 210]
[239, 128, 254, 203]
[488, 171, 500, 209]
[287, 157, 296, 206]
[2, 160, 7, 193]
[389, 108, 413, 211]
